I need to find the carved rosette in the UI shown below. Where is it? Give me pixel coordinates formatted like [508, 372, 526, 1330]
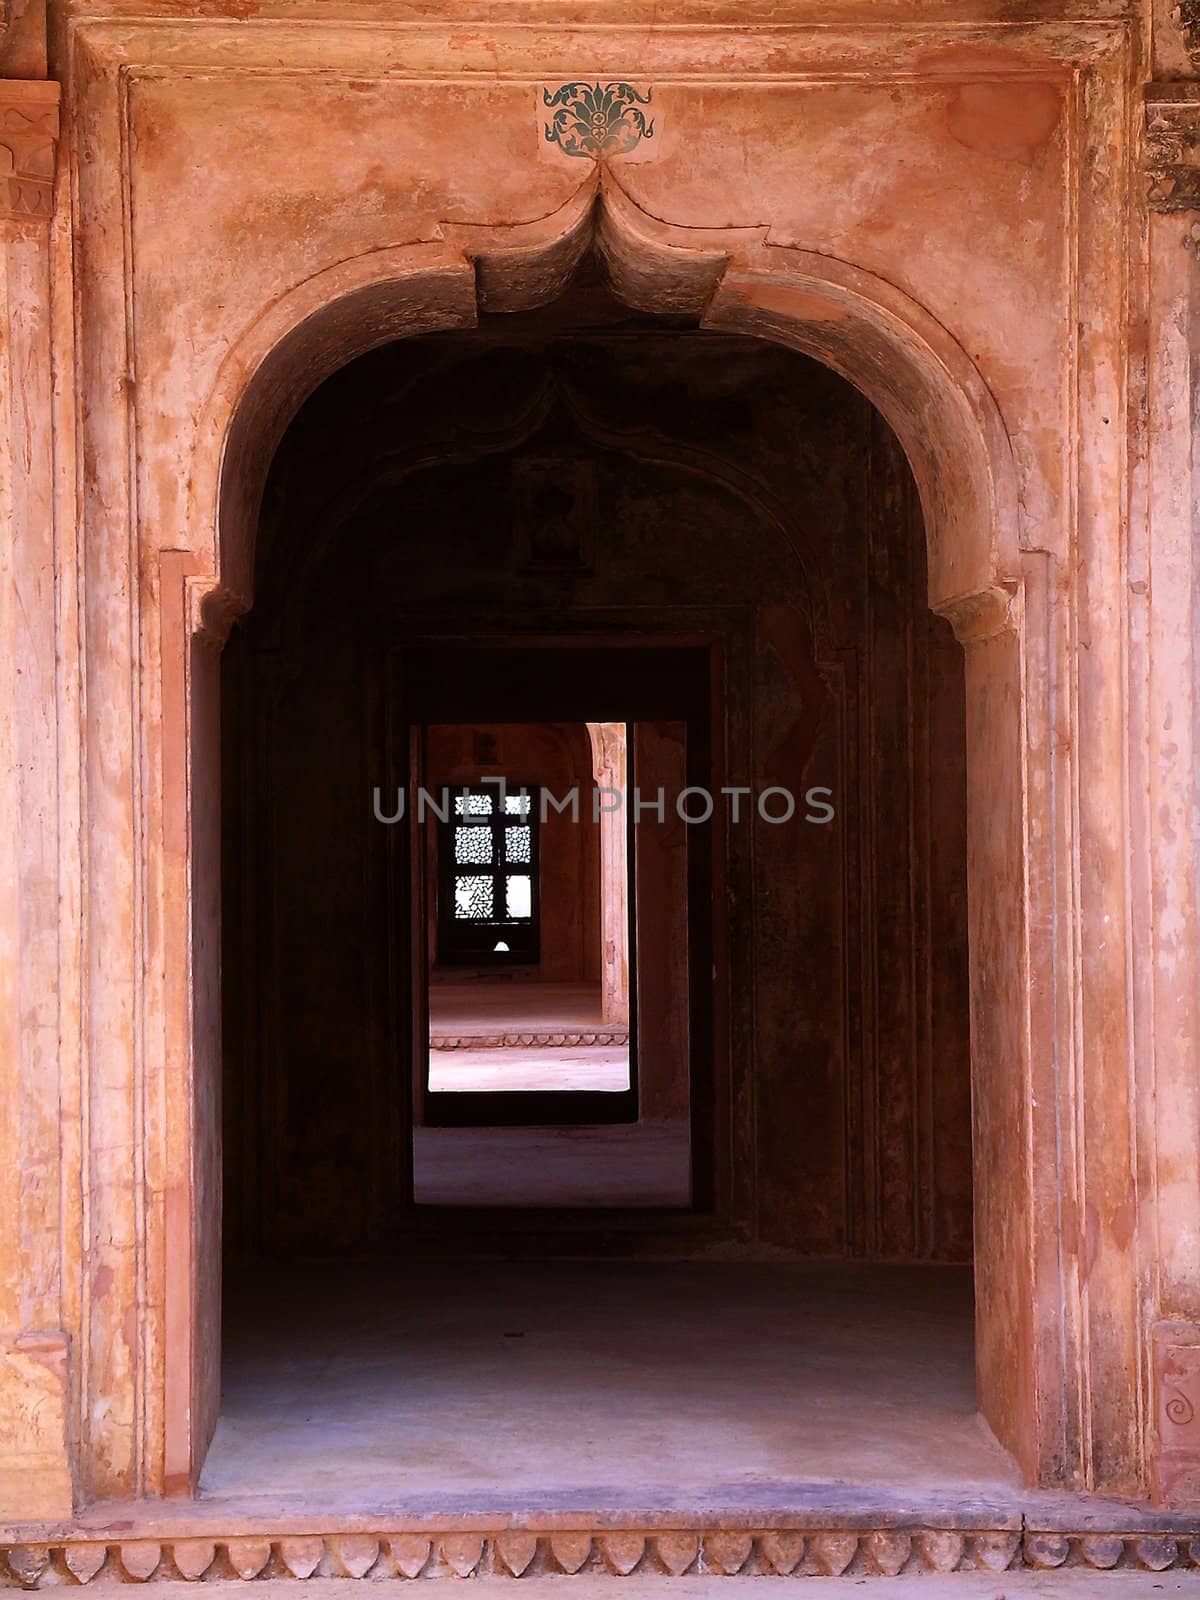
[1146, 88, 1200, 213]
[543, 82, 654, 159]
[0, 83, 59, 223]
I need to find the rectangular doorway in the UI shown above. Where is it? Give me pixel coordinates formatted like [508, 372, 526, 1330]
[423, 759, 638, 1128]
[395, 642, 713, 1209]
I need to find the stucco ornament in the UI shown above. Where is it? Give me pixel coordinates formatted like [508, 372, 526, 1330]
[543, 82, 654, 158]
[1174, 1, 1200, 68]
[0, 86, 60, 222]
[1145, 91, 1200, 214]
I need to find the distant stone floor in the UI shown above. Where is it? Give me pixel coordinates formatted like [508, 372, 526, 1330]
[428, 981, 630, 1094]
[427, 1042, 630, 1094]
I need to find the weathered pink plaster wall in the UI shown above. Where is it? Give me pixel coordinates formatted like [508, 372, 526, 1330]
[0, 0, 1193, 1526]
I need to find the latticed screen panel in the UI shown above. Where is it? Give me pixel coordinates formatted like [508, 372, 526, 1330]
[438, 786, 541, 964]
[455, 826, 493, 865]
[456, 791, 494, 816]
[504, 826, 532, 864]
[453, 874, 494, 920]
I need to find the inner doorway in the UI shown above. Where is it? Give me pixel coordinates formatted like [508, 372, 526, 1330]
[211, 277, 992, 1504]
[400, 643, 708, 1205]
[421, 731, 637, 1121]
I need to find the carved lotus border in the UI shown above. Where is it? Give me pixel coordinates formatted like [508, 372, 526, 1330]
[1, 1525, 1198, 1584]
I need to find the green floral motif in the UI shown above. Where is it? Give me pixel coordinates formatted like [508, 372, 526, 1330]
[543, 82, 654, 159]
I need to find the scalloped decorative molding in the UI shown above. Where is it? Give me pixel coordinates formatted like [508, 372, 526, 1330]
[1, 1522, 1198, 1583]
[430, 1029, 629, 1050]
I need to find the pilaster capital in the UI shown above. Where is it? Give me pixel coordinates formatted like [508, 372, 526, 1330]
[0, 80, 58, 223]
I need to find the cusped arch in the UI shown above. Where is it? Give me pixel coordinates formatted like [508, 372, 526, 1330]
[173, 167, 1040, 1491]
[194, 171, 1019, 645]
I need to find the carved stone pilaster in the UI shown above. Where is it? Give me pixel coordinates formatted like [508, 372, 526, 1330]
[0, 75, 70, 1521]
[0, 1333, 72, 1519]
[0, 80, 58, 222]
[1151, 1322, 1200, 1506]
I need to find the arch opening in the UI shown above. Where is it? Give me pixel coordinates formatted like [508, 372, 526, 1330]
[174, 203, 1037, 1501]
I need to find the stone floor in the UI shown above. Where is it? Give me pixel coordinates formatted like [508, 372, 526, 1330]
[201, 1261, 1020, 1514]
[412, 1117, 691, 1206]
[428, 981, 630, 1095]
[418, 977, 677, 1208]
[427, 1043, 630, 1094]
[429, 981, 616, 1039]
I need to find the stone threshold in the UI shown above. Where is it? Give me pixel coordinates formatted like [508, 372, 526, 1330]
[3, 1494, 1199, 1584]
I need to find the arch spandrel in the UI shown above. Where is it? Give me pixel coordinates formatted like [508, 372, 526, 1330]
[200, 247, 481, 625]
[701, 264, 1020, 630]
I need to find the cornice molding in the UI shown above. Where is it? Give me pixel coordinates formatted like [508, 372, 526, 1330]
[0, 80, 58, 223]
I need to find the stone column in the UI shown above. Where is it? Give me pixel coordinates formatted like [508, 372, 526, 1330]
[1142, 84, 1200, 1507]
[0, 79, 71, 1520]
[587, 722, 630, 1027]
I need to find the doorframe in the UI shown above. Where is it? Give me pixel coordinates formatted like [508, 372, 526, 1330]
[95, 171, 1118, 1496]
[395, 638, 715, 1149]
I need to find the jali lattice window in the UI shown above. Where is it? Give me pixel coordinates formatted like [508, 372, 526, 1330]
[437, 786, 540, 964]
